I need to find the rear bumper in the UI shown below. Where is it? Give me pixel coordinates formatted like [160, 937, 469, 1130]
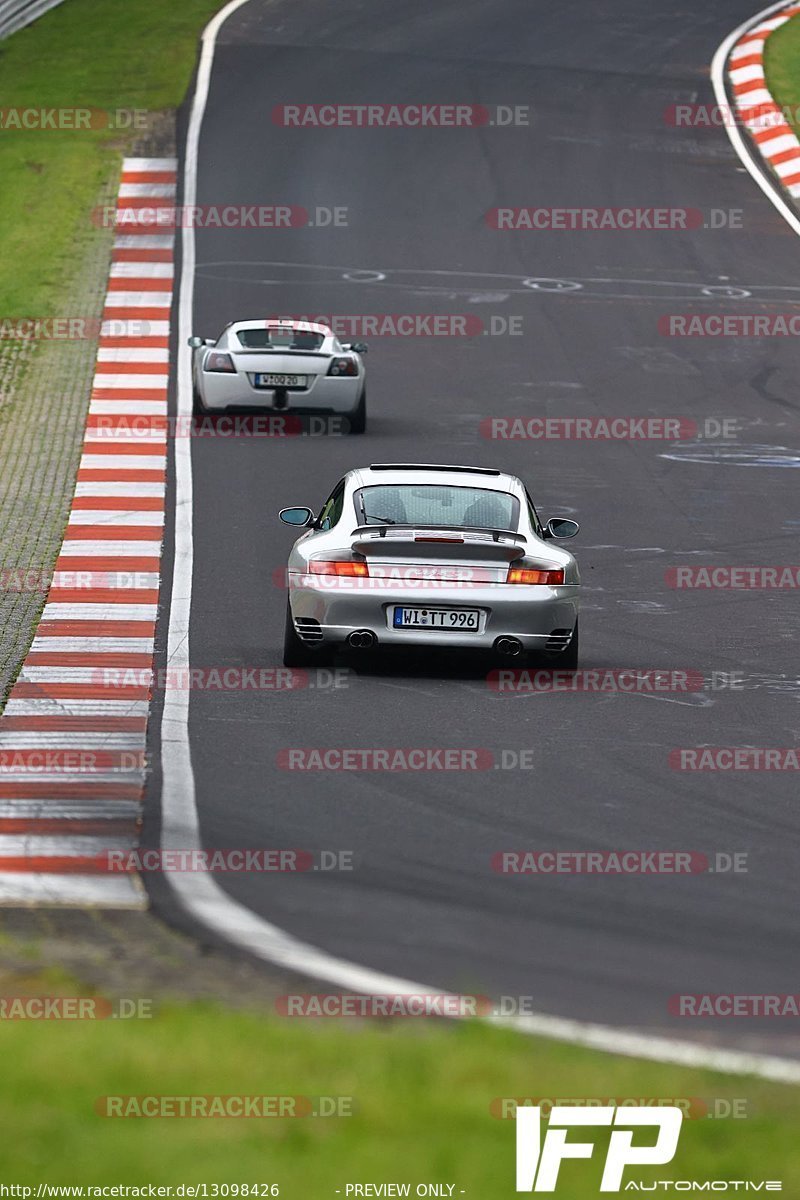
[199, 373, 362, 413]
[288, 576, 579, 650]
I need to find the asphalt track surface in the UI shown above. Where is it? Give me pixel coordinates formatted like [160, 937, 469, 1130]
[150, 0, 800, 1049]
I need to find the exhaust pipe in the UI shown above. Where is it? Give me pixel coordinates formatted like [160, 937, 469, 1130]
[347, 629, 377, 650]
[494, 636, 523, 657]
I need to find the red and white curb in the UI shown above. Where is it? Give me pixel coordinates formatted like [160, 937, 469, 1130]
[726, 3, 800, 196]
[0, 156, 176, 907]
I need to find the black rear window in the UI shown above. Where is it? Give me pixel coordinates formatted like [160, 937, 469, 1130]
[236, 328, 325, 351]
[354, 484, 519, 530]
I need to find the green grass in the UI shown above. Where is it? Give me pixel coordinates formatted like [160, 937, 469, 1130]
[763, 13, 800, 141]
[0, 0, 221, 313]
[1, 989, 799, 1194]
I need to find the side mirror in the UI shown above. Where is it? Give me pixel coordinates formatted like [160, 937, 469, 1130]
[187, 335, 205, 349]
[351, 341, 368, 354]
[279, 506, 315, 527]
[544, 517, 579, 539]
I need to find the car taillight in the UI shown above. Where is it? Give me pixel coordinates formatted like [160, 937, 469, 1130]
[327, 357, 358, 377]
[309, 560, 369, 577]
[205, 351, 236, 373]
[507, 565, 565, 585]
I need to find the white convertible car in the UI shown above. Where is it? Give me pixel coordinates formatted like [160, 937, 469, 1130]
[279, 463, 580, 667]
[188, 318, 368, 432]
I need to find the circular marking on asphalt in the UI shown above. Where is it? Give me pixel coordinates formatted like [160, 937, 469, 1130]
[700, 284, 751, 298]
[522, 277, 583, 292]
[341, 270, 386, 282]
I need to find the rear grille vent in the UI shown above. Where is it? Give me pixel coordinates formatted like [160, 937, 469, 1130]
[295, 617, 323, 644]
[545, 628, 573, 652]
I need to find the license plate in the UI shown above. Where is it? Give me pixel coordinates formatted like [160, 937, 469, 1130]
[392, 606, 480, 631]
[254, 373, 307, 388]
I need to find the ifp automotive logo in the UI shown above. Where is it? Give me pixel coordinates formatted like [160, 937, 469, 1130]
[515, 1105, 682, 1192]
[514, 1105, 782, 1192]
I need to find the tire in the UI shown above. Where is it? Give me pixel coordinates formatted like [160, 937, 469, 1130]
[192, 384, 207, 416]
[557, 619, 579, 670]
[283, 601, 324, 668]
[347, 388, 366, 435]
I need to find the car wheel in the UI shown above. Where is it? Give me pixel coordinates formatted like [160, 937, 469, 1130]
[283, 601, 323, 668]
[347, 388, 366, 435]
[192, 384, 207, 416]
[557, 619, 579, 670]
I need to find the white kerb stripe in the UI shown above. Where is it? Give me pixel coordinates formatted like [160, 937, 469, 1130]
[20, 666, 150, 684]
[88, 400, 167, 416]
[0, 874, 146, 908]
[41, 604, 159, 621]
[103, 293, 173, 308]
[29, 636, 155, 653]
[56, 541, 162, 557]
[0, 836, 137, 855]
[757, 133, 799, 154]
[123, 157, 178, 171]
[90, 374, 168, 389]
[101, 319, 171, 336]
[729, 64, 766, 83]
[51, 572, 160, 588]
[4, 699, 151, 716]
[67, 511, 165, 526]
[0, 733, 146, 750]
[97, 347, 170, 362]
[109, 261, 174, 278]
[112, 237, 174, 252]
[117, 184, 176, 199]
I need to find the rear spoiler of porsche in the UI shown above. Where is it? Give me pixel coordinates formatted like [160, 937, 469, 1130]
[349, 524, 527, 563]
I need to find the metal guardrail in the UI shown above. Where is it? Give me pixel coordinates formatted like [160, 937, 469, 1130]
[0, 0, 66, 40]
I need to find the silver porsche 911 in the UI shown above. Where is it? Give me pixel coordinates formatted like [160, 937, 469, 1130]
[188, 319, 368, 432]
[279, 463, 580, 667]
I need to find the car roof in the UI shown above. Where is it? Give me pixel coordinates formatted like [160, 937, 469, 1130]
[229, 319, 333, 336]
[347, 464, 521, 491]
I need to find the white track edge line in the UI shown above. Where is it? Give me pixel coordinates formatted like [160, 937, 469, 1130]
[158, 0, 800, 1084]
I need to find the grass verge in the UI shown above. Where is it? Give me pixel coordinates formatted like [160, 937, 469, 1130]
[0, 0, 221, 313]
[0, 965, 799, 1194]
[763, 13, 800, 141]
